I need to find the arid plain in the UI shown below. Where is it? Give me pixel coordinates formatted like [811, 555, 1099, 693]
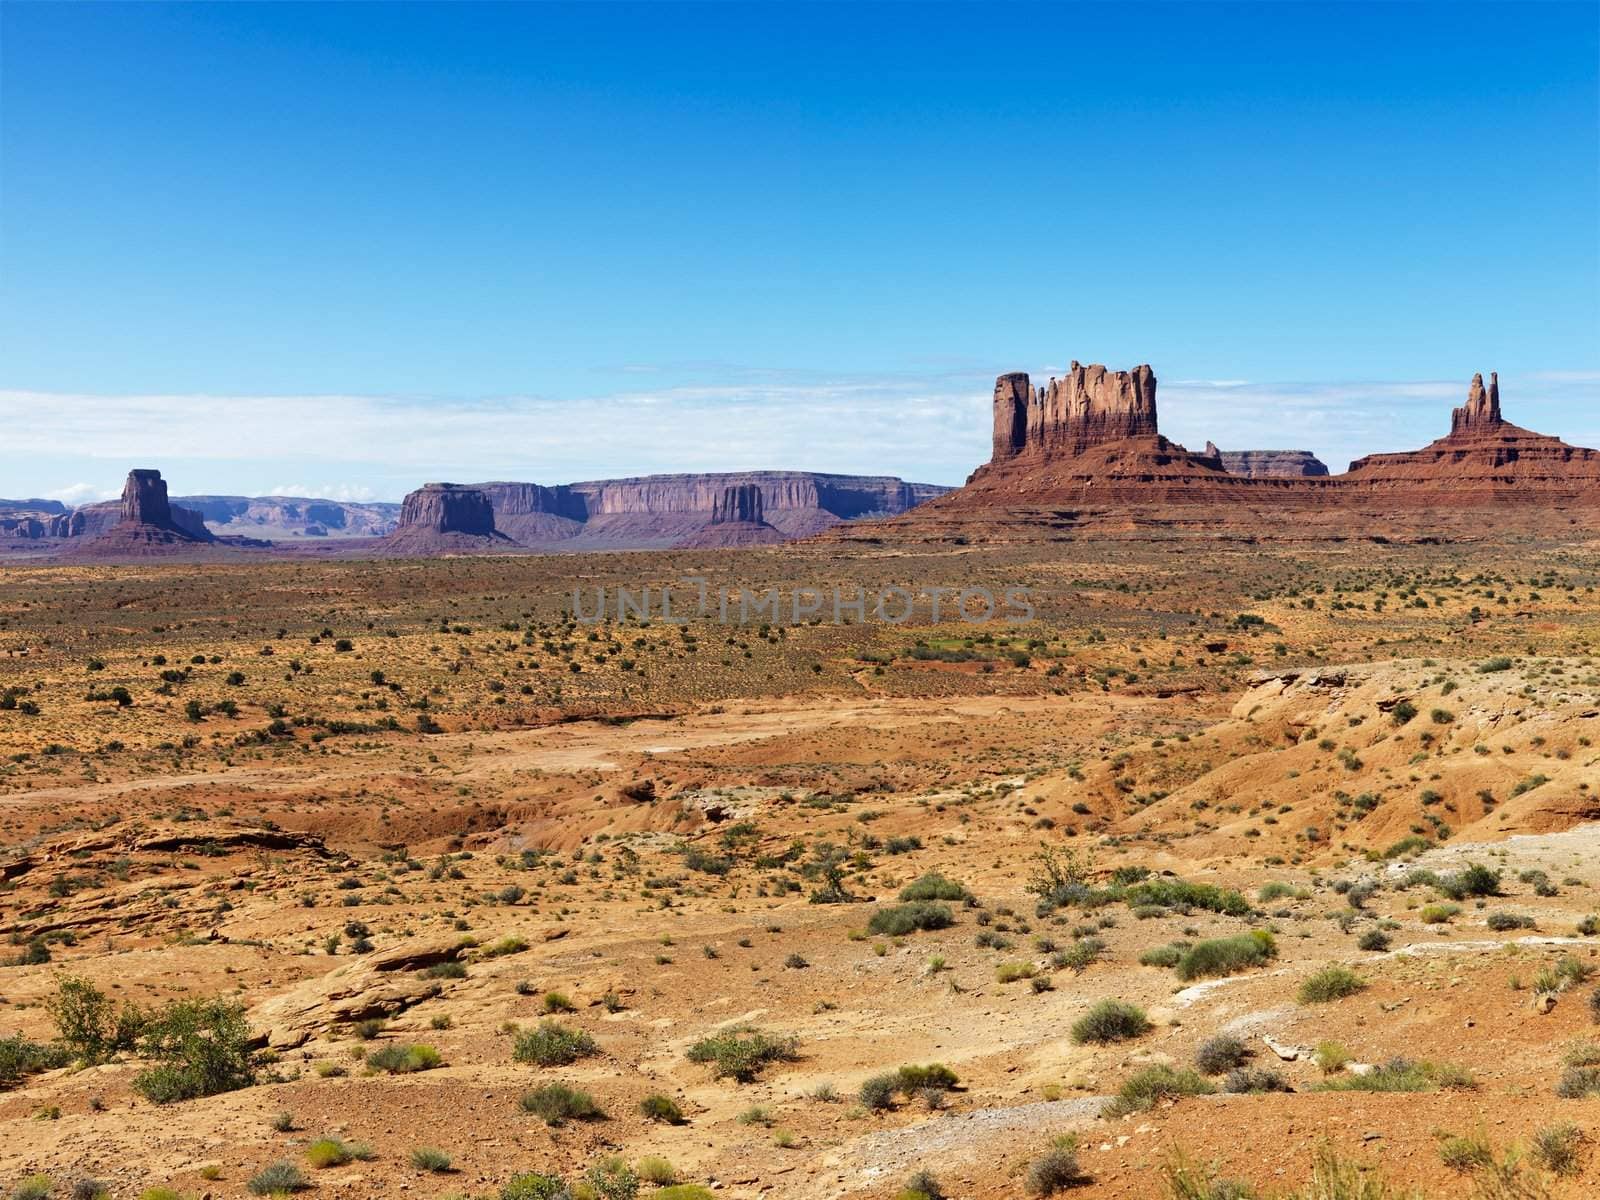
[4, 526, 1600, 1200]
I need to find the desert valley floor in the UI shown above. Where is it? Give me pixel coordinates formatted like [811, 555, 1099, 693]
[3, 531, 1600, 1199]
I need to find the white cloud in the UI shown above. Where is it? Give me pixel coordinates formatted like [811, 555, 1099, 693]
[43, 481, 119, 504]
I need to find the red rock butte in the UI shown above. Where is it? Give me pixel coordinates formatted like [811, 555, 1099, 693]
[845, 363, 1600, 541]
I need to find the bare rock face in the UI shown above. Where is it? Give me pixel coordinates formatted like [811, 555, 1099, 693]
[378, 483, 514, 555]
[682, 484, 786, 547]
[1206, 442, 1331, 478]
[1451, 372, 1502, 435]
[121, 468, 173, 525]
[709, 483, 765, 525]
[991, 361, 1159, 460]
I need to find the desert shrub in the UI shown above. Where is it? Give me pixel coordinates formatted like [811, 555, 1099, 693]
[1025, 1135, 1085, 1195]
[859, 1072, 899, 1110]
[1313, 1041, 1351, 1074]
[1319, 1057, 1473, 1093]
[512, 1021, 597, 1067]
[500, 1173, 568, 1200]
[1420, 902, 1461, 924]
[1529, 1122, 1584, 1176]
[895, 1169, 947, 1200]
[1436, 1130, 1493, 1172]
[1139, 943, 1184, 968]
[636, 1156, 676, 1185]
[132, 997, 255, 1103]
[1484, 911, 1534, 932]
[520, 1082, 601, 1126]
[422, 961, 466, 979]
[653, 1189, 715, 1200]
[1223, 1066, 1287, 1094]
[1556, 1065, 1600, 1098]
[1357, 929, 1392, 952]
[685, 1026, 799, 1082]
[1120, 879, 1250, 917]
[366, 1043, 441, 1074]
[1437, 863, 1501, 900]
[899, 873, 971, 902]
[996, 961, 1036, 983]
[866, 902, 954, 936]
[0, 1035, 70, 1090]
[1071, 999, 1150, 1044]
[1298, 966, 1365, 1004]
[410, 1147, 452, 1173]
[247, 1161, 308, 1195]
[1477, 656, 1513, 673]
[1161, 1150, 1256, 1200]
[1257, 882, 1295, 902]
[46, 977, 143, 1064]
[1052, 937, 1105, 972]
[897, 1063, 959, 1092]
[1174, 931, 1277, 981]
[1104, 1065, 1213, 1116]
[639, 1092, 685, 1123]
[305, 1137, 361, 1168]
[70, 1183, 108, 1200]
[1194, 1034, 1250, 1075]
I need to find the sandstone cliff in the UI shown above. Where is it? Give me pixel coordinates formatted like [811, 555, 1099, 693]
[1206, 443, 1331, 478]
[992, 362, 1159, 460]
[680, 484, 786, 547]
[69, 470, 219, 557]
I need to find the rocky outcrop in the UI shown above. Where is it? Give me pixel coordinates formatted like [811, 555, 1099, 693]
[70, 470, 218, 557]
[991, 362, 1159, 460]
[0, 498, 67, 516]
[472, 472, 949, 549]
[1451, 372, 1501, 435]
[377, 483, 515, 556]
[710, 483, 764, 525]
[1206, 443, 1331, 478]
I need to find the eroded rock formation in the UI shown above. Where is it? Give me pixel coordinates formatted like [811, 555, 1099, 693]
[992, 362, 1159, 460]
[378, 483, 514, 555]
[70, 470, 217, 556]
[680, 484, 786, 547]
[1451, 372, 1501, 435]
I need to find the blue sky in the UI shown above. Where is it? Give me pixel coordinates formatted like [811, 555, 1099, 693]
[2, 1, 1596, 502]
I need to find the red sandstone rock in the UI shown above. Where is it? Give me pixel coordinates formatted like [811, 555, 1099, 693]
[1206, 442, 1331, 478]
[680, 484, 786, 547]
[377, 483, 515, 556]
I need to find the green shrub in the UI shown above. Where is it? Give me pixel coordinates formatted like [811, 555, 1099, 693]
[1298, 966, 1366, 1004]
[1104, 1065, 1213, 1116]
[1071, 999, 1151, 1044]
[859, 1072, 899, 1110]
[653, 1188, 715, 1200]
[1194, 1035, 1249, 1075]
[246, 1161, 308, 1195]
[1530, 1121, 1584, 1176]
[132, 997, 255, 1103]
[898, 873, 970, 902]
[1420, 903, 1461, 925]
[366, 1043, 441, 1074]
[1437, 863, 1500, 900]
[1025, 1136, 1085, 1195]
[1320, 1057, 1473, 1093]
[1556, 1064, 1600, 1098]
[1357, 929, 1391, 952]
[306, 1137, 359, 1168]
[410, 1147, 452, 1173]
[46, 977, 143, 1064]
[0, 1035, 70, 1090]
[636, 1156, 676, 1185]
[512, 1021, 597, 1067]
[1436, 1130, 1492, 1172]
[639, 1092, 685, 1123]
[866, 902, 954, 936]
[1223, 1066, 1287, 1094]
[520, 1082, 601, 1126]
[1139, 943, 1184, 968]
[500, 1173, 568, 1200]
[1174, 931, 1277, 981]
[685, 1026, 799, 1082]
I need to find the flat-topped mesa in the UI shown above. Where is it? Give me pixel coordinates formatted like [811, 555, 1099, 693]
[708, 483, 764, 525]
[992, 361, 1159, 461]
[398, 483, 498, 536]
[1450, 371, 1503, 436]
[1205, 442, 1331, 478]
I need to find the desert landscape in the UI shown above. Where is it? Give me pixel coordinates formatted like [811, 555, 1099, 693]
[4, 358, 1600, 1200]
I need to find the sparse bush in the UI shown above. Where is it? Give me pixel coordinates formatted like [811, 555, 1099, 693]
[1223, 1066, 1287, 1094]
[859, 1072, 898, 1110]
[685, 1026, 799, 1082]
[1298, 966, 1365, 1004]
[1319, 1057, 1473, 1093]
[410, 1147, 452, 1173]
[640, 1092, 685, 1123]
[500, 1173, 568, 1200]
[866, 902, 954, 936]
[1486, 911, 1534, 932]
[1556, 1064, 1600, 1098]
[898, 873, 970, 902]
[1025, 1135, 1085, 1195]
[512, 1021, 597, 1067]
[1530, 1122, 1584, 1176]
[1194, 1034, 1249, 1075]
[1104, 1065, 1213, 1116]
[1071, 999, 1150, 1044]
[1139, 943, 1184, 968]
[247, 1161, 308, 1195]
[132, 997, 255, 1103]
[366, 1043, 441, 1074]
[637, 1157, 676, 1185]
[1174, 931, 1276, 981]
[1357, 929, 1392, 952]
[520, 1082, 601, 1126]
[0, 1035, 70, 1090]
[1436, 1130, 1493, 1172]
[1313, 1041, 1351, 1074]
[1420, 902, 1461, 924]
[305, 1137, 360, 1168]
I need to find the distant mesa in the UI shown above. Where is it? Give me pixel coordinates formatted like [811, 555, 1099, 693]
[1205, 443, 1331, 478]
[376, 483, 516, 555]
[679, 483, 786, 547]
